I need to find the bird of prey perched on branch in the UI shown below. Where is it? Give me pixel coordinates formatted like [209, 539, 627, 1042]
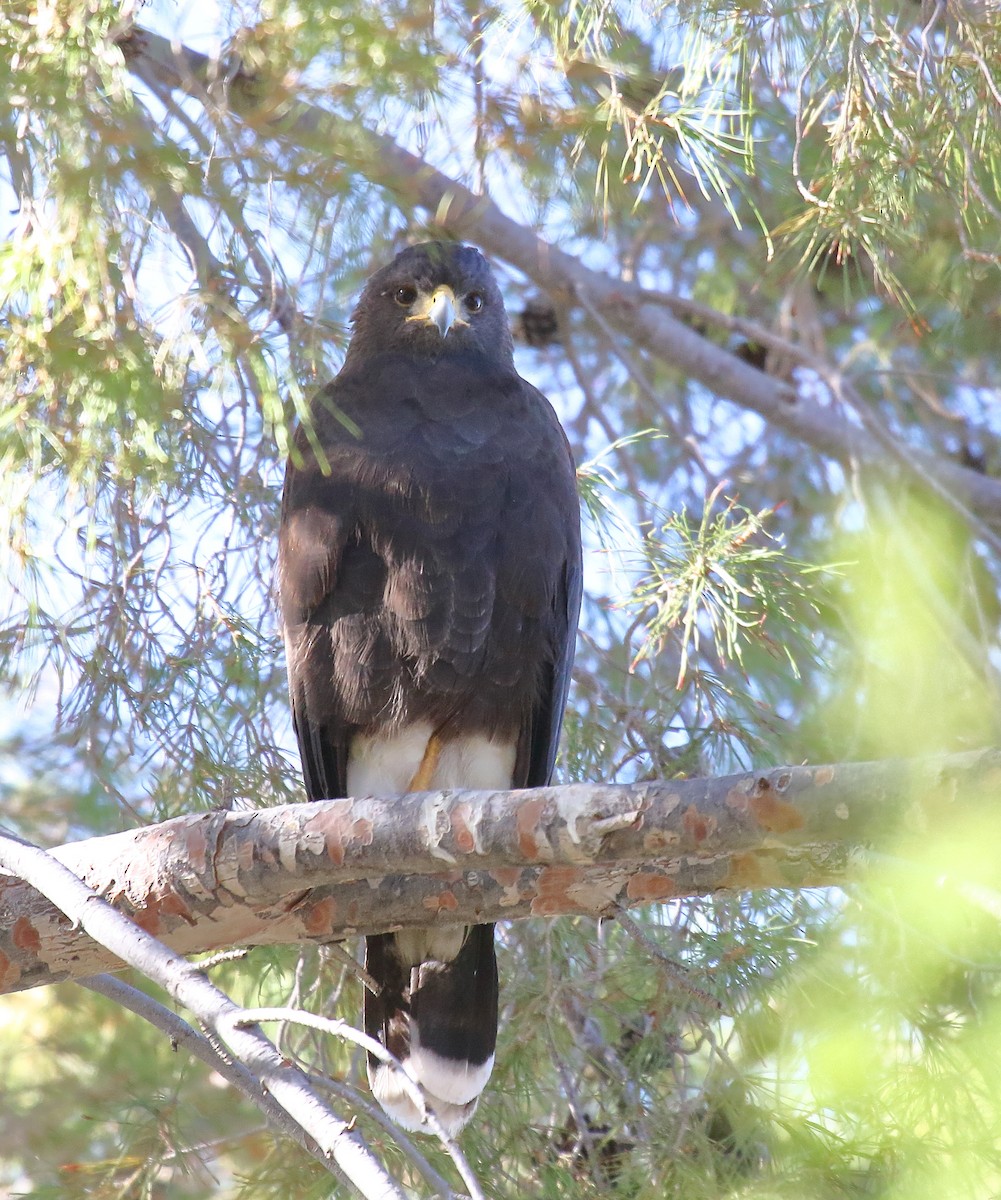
[278, 242, 582, 1133]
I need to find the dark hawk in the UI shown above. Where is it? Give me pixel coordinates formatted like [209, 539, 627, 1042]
[278, 242, 582, 1133]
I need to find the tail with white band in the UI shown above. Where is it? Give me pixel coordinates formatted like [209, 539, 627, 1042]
[364, 923, 498, 1135]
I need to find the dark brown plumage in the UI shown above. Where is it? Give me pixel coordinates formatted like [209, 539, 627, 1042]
[278, 242, 581, 1133]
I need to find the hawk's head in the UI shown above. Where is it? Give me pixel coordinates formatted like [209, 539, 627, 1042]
[346, 242, 515, 367]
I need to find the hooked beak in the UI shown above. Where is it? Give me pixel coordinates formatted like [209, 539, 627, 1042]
[426, 286, 457, 337]
[408, 285, 461, 338]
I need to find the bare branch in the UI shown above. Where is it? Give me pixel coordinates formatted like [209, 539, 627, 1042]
[0, 832, 408, 1200]
[312, 1072, 461, 1200]
[79, 973, 343, 1173]
[117, 25, 1001, 531]
[1, 751, 997, 996]
[230, 1007, 486, 1200]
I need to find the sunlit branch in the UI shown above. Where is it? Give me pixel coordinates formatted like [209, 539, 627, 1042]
[1, 750, 997, 996]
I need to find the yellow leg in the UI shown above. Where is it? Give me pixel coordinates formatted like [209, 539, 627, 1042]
[407, 731, 444, 791]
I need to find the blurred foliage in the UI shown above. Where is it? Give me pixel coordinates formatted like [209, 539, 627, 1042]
[1, 0, 1001, 1196]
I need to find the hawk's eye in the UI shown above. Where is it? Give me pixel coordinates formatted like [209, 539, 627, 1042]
[394, 285, 418, 307]
[466, 292, 485, 313]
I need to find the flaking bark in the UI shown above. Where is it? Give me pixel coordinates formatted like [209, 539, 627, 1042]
[1, 749, 996, 996]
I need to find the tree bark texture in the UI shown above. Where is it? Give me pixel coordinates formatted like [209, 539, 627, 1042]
[2, 750, 996, 996]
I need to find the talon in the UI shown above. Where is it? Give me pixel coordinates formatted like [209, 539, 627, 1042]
[408, 731, 443, 791]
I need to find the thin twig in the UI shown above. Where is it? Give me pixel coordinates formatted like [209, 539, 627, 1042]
[228, 1006, 487, 1200]
[79, 973, 347, 1180]
[320, 938, 382, 996]
[197, 948, 250, 970]
[615, 907, 722, 1011]
[577, 288, 710, 479]
[311, 1071, 461, 1200]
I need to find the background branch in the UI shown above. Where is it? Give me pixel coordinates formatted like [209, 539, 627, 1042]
[120, 25, 1001, 531]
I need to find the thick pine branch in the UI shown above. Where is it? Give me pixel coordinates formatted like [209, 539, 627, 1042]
[2, 750, 997, 997]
